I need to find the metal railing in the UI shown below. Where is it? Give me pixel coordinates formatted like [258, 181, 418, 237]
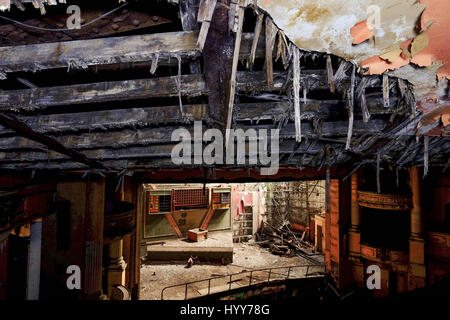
[160, 263, 326, 300]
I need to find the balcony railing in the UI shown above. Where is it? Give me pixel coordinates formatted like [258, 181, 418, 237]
[160, 263, 326, 300]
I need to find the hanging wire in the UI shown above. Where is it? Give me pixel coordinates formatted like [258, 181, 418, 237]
[0, 2, 128, 32]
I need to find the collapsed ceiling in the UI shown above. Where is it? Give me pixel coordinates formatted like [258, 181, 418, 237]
[0, 0, 447, 176]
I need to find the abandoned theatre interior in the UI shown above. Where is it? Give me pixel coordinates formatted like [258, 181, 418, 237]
[0, 0, 448, 302]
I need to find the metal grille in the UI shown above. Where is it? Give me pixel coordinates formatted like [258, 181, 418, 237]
[220, 192, 231, 204]
[212, 192, 221, 204]
[148, 194, 159, 213]
[158, 195, 171, 212]
[172, 189, 209, 211]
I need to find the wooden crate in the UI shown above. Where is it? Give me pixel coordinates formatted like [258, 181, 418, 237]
[187, 228, 208, 242]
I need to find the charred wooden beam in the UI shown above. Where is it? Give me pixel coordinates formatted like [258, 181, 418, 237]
[0, 31, 202, 77]
[180, 0, 202, 74]
[247, 12, 264, 69]
[0, 104, 208, 136]
[225, 1, 245, 146]
[0, 119, 389, 161]
[0, 75, 207, 112]
[293, 47, 301, 142]
[0, 137, 352, 164]
[0, 112, 106, 169]
[197, 0, 218, 51]
[0, 97, 401, 137]
[0, 69, 390, 112]
[202, 0, 234, 126]
[265, 18, 277, 90]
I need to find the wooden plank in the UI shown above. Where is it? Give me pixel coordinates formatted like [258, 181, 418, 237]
[203, 2, 237, 125]
[383, 74, 390, 108]
[0, 69, 388, 112]
[180, 0, 202, 74]
[0, 96, 402, 136]
[0, 99, 395, 153]
[0, 31, 201, 77]
[293, 47, 301, 142]
[247, 12, 264, 68]
[0, 112, 106, 169]
[265, 19, 278, 90]
[0, 119, 391, 164]
[10, 134, 449, 171]
[346, 65, 356, 150]
[197, 0, 217, 51]
[0, 75, 207, 112]
[0, 104, 208, 136]
[225, 3, 245, 146]
[326, 55, 335, 93]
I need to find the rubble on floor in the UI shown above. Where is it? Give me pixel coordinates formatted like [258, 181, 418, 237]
[255, 222, 318, 261]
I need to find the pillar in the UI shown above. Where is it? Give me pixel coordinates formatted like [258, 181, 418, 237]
[348, 172, 364, 287]
[106, 240, 127, 298]
[0, 236, 8, 299]
[26, 220, 42, 300]
[408, 167, 426, 290]
[83, 179, 105, 300]
[349, 172, 362, 253]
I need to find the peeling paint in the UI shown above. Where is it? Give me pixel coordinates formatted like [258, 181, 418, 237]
[350, 20, 373, 45]
[259, 0, 448, 106]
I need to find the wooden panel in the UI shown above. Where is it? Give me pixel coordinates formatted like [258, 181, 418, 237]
[144, 214, 174, 239]
[208, 209, 231, 231]
[164, 213, 182, 238]
[172, 209, 208, 235]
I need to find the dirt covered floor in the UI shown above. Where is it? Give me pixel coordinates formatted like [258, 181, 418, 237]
[140, 242, 324, 300]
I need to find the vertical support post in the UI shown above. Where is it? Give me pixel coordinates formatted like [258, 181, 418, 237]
[409, 167, 423, 240]
[0, 236, 9, 299]
[202, 0, 234, 127]
[180, 0, 202, 74]
[225, 1, 245, 147]
[106, 240, 127, 297]
[350, 172, 361, 231]
[83, 178, 105, 300]
[408, 166, 426, 290]
[348, 171, 364, 286]
[26, 220, 42, 300]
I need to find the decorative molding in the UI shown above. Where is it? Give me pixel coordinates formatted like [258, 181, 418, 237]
[357, 191, 412, 211]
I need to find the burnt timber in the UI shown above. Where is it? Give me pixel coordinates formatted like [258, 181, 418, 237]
[0, 0, 447, 176]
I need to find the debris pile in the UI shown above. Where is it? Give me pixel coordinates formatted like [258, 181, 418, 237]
[255, 222, 316, 260]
